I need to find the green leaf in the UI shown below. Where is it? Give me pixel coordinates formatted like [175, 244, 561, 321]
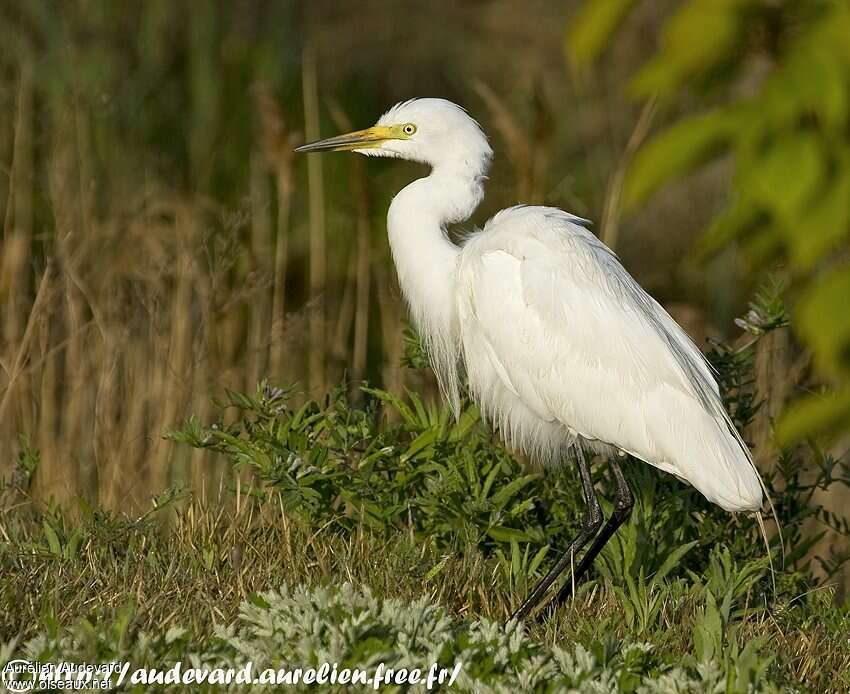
[789, 168, 850, 269]
[425, 555, 451, 581]
[566, 0, 637, 66]
[248, 593, 270, 609]
[42, 521, 61, 556]
[510, 539, 521, 578]
[624, 110, 736, 209]
[693, 591, 722, 662]
[651, 540, 699, 587]
[489, 474, 540, 510]
[529, 544, 550, 576]
[406, 387, 432, 428]
[630, 0, 747, 95]
[612, 585, 635, 627]
[401, 429, 437, 462]
[477, 462, 498, 501]
[226, 388, 256, 410]
[795, 264, 850, 377]
[776, 388, 850, 444]
[64, 529, 82, 560]
[362, 386, 417, 425]
[695, 197, 762, 261]
[448, 404, 480, 442]
[746, 133, 824, 220]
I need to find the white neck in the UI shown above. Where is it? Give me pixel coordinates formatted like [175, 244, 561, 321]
[387, 164, 486, 410]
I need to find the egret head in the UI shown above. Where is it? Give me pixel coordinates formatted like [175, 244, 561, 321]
[296, 98, 492, 173]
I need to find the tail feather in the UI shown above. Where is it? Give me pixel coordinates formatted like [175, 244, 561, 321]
[643, 390, 762, 511]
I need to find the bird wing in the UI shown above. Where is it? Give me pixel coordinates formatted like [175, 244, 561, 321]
[456, 206, 761, 511]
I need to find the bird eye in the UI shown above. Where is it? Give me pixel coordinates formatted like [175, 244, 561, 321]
[402, 123, 417, 136]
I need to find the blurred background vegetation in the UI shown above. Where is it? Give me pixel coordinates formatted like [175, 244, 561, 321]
[0, 0, 847, 572]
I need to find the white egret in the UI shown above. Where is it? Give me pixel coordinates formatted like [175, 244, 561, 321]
[296, 98, 766, 621]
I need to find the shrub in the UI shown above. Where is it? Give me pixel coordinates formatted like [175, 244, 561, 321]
[7, 583, 784, 692]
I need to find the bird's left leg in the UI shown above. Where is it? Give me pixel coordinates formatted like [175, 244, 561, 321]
[549, 453, 634, 610]
[510, 442, 602, 622]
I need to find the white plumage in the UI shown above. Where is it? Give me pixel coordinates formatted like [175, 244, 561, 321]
[456, 206, 761, 511]
[297, 97, 764, 514]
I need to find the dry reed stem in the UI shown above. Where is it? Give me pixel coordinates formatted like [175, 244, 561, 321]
[326, 99, 373, 398]
[255, 82, 299, 384]
[599, 98, 657, 251]
[248, 152, 272, 388]
[149, 201, 198, 497]
[271, 172, 294, 379]
[2, 59, 34, 456]
[473, 80, 534, 202]
[473, 79, 554, 204]
[302, 43, 327, 396]
[0, 262, 54, 423]
[3, 57, 32, 242]
[325, 101, 356, 379]
[350, 152, 372, 395]
[376, 267, 405, 404]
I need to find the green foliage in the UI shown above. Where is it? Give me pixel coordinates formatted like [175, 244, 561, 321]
[3, 456, 850, 689]
[169, 381, 563, 555]
[629, 0, 753, 97]
[566, 0, 638, 67]
[2, 583, 792, 692]
[733, 277, 790, 337]
[3, 289, 847, 686]
[166, 297, 850, 604]
[571, 0, 850, 443]
[401, 323, 431, 371]
[15, 436, 40, 482]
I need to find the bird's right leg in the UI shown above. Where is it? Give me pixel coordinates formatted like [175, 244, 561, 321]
[509, 442, 602, 622]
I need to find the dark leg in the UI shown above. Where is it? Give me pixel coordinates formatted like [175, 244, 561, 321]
[510, 442, 603, 622]
[548, 454, 634, 612]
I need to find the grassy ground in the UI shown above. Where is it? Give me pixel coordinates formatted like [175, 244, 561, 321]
[3, 377, 850, 692]
[2, 494, 849, 692]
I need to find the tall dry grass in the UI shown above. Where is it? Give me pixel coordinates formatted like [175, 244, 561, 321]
[0, 60, 401, 511]
[0, 48, 440, 512]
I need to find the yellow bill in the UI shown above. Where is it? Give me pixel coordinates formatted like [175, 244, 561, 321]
[295, 124, 409, 153]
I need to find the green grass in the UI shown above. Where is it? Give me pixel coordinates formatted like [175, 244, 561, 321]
[2, 492, 849, 691]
